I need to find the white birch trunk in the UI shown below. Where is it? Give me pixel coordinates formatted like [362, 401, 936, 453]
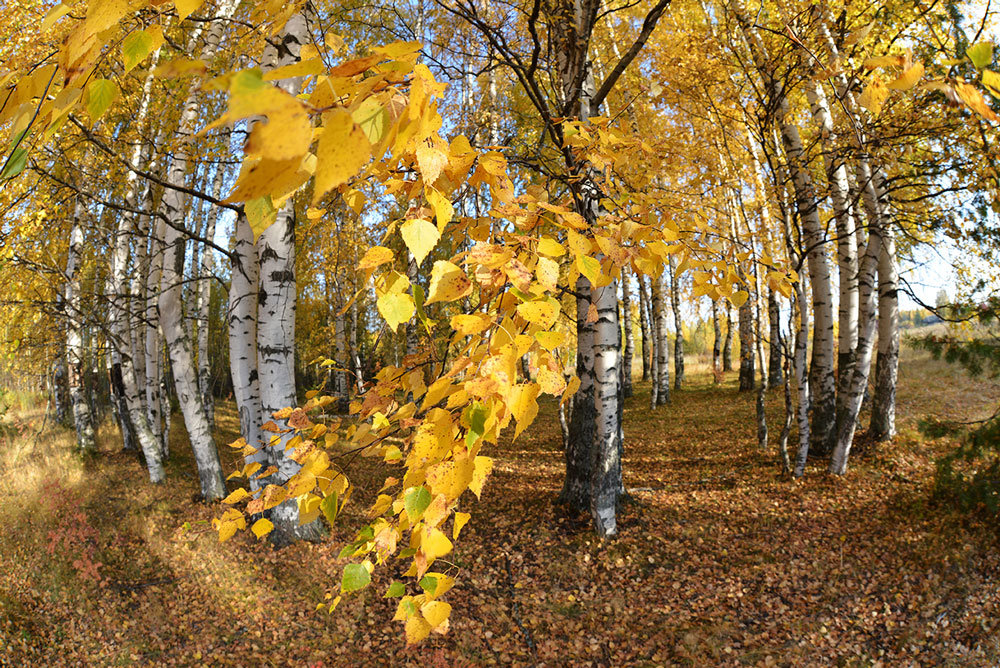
[621, 274, 634, 398]
[65, 202, 96, 454]
[651, 268, 670, 405]
[669, 255, 684, 390]
[870, 185, 898, 442]
[154, 1, 238, 500]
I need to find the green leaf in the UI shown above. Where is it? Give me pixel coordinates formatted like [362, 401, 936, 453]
[385, 581, 406, 598]
[466, 401, 488, 448]
[403, 486, 431, 523]
[85, 79, 118, 122]
[337, 544, 358, 559]
[418, 575, 438, 595]
[2, 148, 28, 180]
[320, 493, 339, 525]
[121, 30, 153, 73]
[340, 563, 371, 594]
[245, 197, 277, 239]
[352, 96, 388, 145]
[968, 42, 994, 69]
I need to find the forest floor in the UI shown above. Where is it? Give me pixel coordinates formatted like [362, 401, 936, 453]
[2, 341, 999, 667]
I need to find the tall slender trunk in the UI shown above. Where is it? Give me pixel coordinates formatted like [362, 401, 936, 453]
[712, 300, 722, 382]
[791, 274, 811, 477]
[668, 255, 684, 390]
[870, 194, 898, 442]
[591, 277, 621, 538]
[65, 202, 96, 454]
[737, 291, 755, 392]
[155, 2, 237, 501]
[146, 217, 166, 455]
[252, 11, 324, 539]
[561, 275, 594, 512]
[723, 304, 733, 372]
[804, 78, 859, 427]
[651, 269, 670, 405]
[730, 0, 837, 455]
[767, 288, 783, 388]
[229, 214, 266, 486]
[829, 218, 883, 474]
[637, 271, 651, 382]
[198, 155, 226, 432]
[621, 273, 634, 398]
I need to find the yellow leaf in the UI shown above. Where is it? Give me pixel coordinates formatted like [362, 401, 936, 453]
[863, 54, 906, 70]
[956, 81, 1000, 121]
[151, 57, 207, 78]
[858, 76, 888, 114]
[537, 367, 566, 395]
[175, 0, 203, 22]
[537, 236, 565, 257]
[401, 218, 440, 266]
[469, 456, 493, 499]
[534, 330, 565, 351]
[450, 313, 491, 336]
[426, 187, 454, 231]
[416, 143, 448, 184]
[561, 375, 580, 405]
[425, 261, 473, 305]
[313, 108, 371, 203]
[405, 615, 433, 644]
[982, 69, 1000, 95]
[251, 518, 274, 539]
[41, 3, 71, 31]
[453, 512, 470, 540]
[517, 301, 559, 329]
[508, 384, 539, 438]
[262, 58, 326, 81]
[730, 290, 749, 308]
[358, 246, 395, 270]
[377, 292, 415, 332]
[420, 600, 451, 629]
[227, 157, 310, 202]
[421, 527, 453, 560]
[222, 488, 250, 504]
[886, 61, 923, 90]
[535, 256, 559, 291]
[246, 104, 312, 162]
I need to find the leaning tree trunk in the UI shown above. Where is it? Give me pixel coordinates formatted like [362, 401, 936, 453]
[621, 273, 634, 398]
[804, 78, 859, 428]
[668, 255, 684, 390]
[870, 195, 898, 443]
[829, 219, 883, 474]
[730, 0, 837, 456]
[65, 202, 96, 455]
[154, 1, 237, 501]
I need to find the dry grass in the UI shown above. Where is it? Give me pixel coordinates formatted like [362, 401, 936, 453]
[0, 346, 998, 666]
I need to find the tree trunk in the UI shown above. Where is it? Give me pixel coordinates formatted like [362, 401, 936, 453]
[65, 203, 96, 455]
[198, 155, 226, 432]
[737, 292, 755, 392]
[253, 11, 325, 540]
[154, 2, 237, 501]
[229, 214, 267, 488]
[591, 278, 621, 538]
[870, 197, 898, 443]
[621, 273, 634, 398]
[767, 288, 783, 388]
[669, 255, 684, 390]
[560, 275, 595, 512]
[651, 269, 670, 405]
[723, 304, 733, 372]
[829, 219, 882, 474]
[712, 300, 721, 382]
[637, 271, 651, 382]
